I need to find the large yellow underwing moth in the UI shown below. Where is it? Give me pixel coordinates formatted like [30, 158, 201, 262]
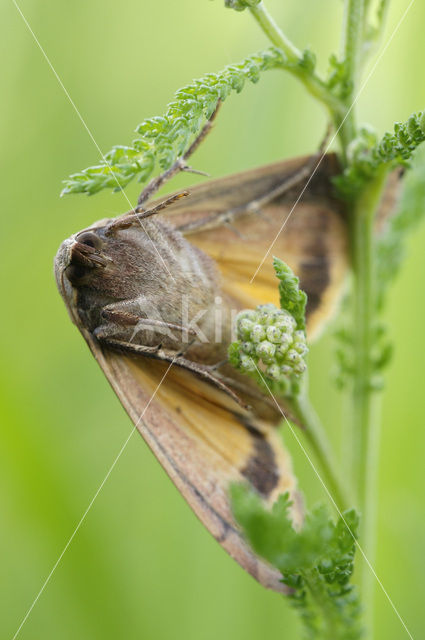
[55, 151, 389, 592]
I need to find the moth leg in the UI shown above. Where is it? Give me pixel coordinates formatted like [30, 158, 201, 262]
[100, 337, 249, 410]
[93, 299, 197, 346]
[98, 337, 161, 356]
[101, 307, 196, 337]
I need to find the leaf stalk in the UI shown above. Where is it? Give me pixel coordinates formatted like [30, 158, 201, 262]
[249, 2, 346, 120]
[290, 390, 352, 514]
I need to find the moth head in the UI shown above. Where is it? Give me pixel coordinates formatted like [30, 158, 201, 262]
[54, 219, 170, 311]
[54, 224, 110, 291]
[62, 230, 108, 285]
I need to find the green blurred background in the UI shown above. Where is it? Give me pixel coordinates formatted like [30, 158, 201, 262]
[1, 1, 424, 638]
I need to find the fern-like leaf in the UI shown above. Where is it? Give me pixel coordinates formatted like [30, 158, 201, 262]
[335, 111, 425, 200]
[231, 485, 362, 640]
[274, 256, 307, 330]
[61, 48, 287, 197]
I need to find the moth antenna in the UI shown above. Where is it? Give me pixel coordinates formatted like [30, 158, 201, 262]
[105, 192, 189, 234]
[135, 191, 189, 218]
[137, 99, 222, 206]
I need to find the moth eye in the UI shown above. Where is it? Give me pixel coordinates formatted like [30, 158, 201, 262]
[65, 264, 86, 284]
[76, 231, 102, 249]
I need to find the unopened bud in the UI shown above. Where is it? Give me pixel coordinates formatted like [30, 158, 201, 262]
[239, 354, 256, 372]
[266, 325, 282, 343]
[251, 324, 266, 343]
[256, 340, 276, 364]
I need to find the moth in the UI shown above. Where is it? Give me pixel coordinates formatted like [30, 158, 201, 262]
[54, 113, 399, 592]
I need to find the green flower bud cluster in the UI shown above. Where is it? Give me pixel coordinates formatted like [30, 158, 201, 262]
[233, 304, 308, 382]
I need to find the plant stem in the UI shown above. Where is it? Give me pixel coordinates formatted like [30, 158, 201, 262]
[303, 573, 339, 639]
[351, 209, 373, 498]
[336, 0, 364, 158]
[350, 168, 388, 635]
[291, 392, 352, 513]
[350, 169, 387, 499]
[250, 2, 301, 63]
[249, 2, 345, 117]
[361, 397, 381, 638]
[342, 0, 364, 93]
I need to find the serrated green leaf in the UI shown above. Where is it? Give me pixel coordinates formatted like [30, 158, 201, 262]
[335, 110, 425, 201]
[62, 48, 287, 197]
[273, 257, 307, 331]
[231, 484, 362, 639]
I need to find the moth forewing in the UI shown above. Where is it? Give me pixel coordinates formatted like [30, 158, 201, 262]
[90, 344, 301, 592]
[55, 153, 350, 591]
[149, 153, 349, 340]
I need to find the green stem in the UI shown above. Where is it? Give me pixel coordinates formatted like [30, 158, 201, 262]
[362, 397, 381, 638]
[350, 169, 387, 500]
[337, 0, 364, 159]
[303, 572, 339, 639]
[350, 168, 388, 635]
[342, 0, 364, 93]
[249, 2, 301, 63]
[291, 392, 352, 513]
[249, 2, 345, 118]
[351, 209, 373, 499]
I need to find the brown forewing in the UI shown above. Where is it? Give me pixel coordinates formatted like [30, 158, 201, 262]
[80, 326, 301, 592]
[153, 153, 349, 340]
